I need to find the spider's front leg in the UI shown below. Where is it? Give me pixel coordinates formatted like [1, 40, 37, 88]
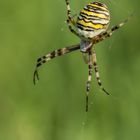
[65, 0, 76, 25]
[33, 44, 80, 85]
[65, 0, 79, 37]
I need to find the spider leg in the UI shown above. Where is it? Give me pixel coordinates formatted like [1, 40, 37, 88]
[65, 0, 79, 37]
[92, 48, 109, 95]
[92, 14, 133, 44]
[66, 19, 79, 36]
[100, 14, 133, 41]
[86, 49, 93, 112]
[33, 44, 80, 85]
[65, 0, 76, 25]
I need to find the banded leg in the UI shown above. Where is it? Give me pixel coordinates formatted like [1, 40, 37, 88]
[65, 0, 76, 25]
[33, 44, 80, 85]
[92, 48, 109, 95]
[86, 49, 93, 112]
[92, 14, 133, 44]
[65, 0, 79, 36]
[66, 19, 79, 36]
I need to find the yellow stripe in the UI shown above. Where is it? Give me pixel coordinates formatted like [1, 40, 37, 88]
[77, 19, 104, 29]
[81, 9, 108, 19]
[88, 3, 108, 11]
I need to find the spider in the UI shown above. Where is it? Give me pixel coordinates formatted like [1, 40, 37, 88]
[33, 0, 132, 111]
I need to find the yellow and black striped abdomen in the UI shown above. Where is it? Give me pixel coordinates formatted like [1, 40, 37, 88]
[76, 2, 110, 39]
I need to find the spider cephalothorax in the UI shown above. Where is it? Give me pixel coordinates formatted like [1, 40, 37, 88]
[33, 0, 131, 111]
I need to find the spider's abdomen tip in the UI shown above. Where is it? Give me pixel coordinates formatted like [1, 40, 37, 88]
[76, 2, 110, 39]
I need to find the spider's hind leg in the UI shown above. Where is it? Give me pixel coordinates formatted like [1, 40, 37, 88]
[92, 48, 109, 95]
[86, 49, 93, 112]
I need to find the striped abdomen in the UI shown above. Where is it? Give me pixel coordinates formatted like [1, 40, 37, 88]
[76, 2, 110, 39]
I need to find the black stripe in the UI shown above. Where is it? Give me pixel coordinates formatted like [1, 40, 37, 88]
[37, 58, 42, 62]
[78, 17, 107, 26]
[50, 51, 55, 58]
[77, 23, 95, 31]
[79, 13, 106, 21]
[37, 63, 41, 67]
[93, 62, 96, 66]
[80, 12, 108, 21]
[91, 2, 106, 8]
[43, 56, 47, 59]
[89, 71, 92, 75]
[68, 10, 71, 15]
[111, 25, 119, 31]
[66, 0, 69, 5]
[86, 81, 90, 92]
[89, 65, 92, 75]
[57, 49, 63, 56]
[86, 95, 88, 112]
[87, 5, 107, 12]
[96, 77, 99, 80]
[84, 7, 109, 17]
[42, 60, 46, 63]
[77, 22, 99, 30]
[80, 11, 108, 20]
[80, 13, 100, 20]
[98, 81, 102, 86]
[102, 32, 108, 36]
[89, 64, 92, 69]
[94, 67, 98, 72]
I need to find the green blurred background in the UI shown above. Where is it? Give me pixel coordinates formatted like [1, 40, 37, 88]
[0, 0, 139, 140]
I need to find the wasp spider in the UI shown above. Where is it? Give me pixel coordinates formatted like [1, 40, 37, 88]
[33, 0, 132, 111]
